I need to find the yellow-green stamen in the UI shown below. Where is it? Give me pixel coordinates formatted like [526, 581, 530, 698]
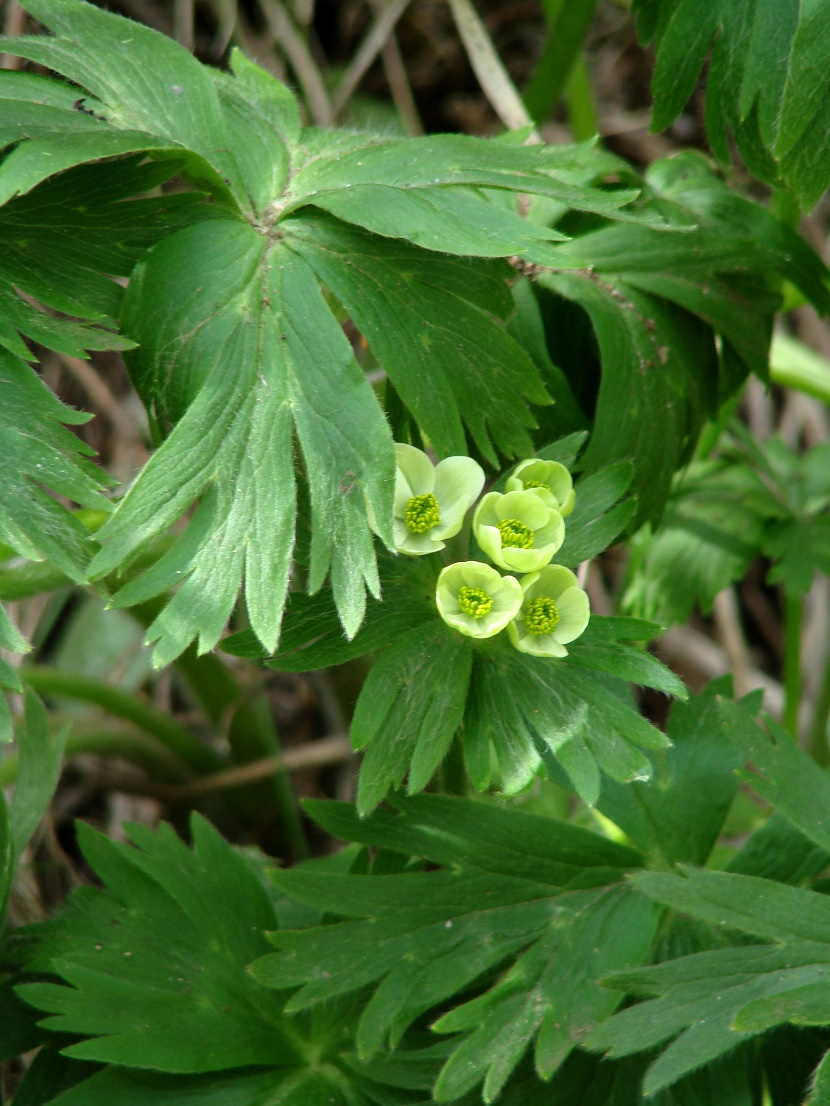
[458, 586, 493, 619]
[525, 595, 560, 635]
[404, 492, 440, 534]
[523, 479, 550, 491]
[497, 518, 534, 549]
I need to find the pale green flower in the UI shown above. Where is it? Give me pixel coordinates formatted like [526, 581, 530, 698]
[473, 489, 565, 573]
[394, 444, 484, 555]
[436, 561, 522, 639]
[508, 565, 590, 658]
[505, 459, 575, 516]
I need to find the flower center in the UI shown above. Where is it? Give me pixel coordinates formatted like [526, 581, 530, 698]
[404, 493, 440, 534]
[524, 595, 560, 635]
[457, 586, 494, 619]
[497, 518, 534, 549]
[523, 479, 550, 491]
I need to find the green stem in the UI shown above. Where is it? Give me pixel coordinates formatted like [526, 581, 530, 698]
[782, 591, 802, 739]
[563, 53, 598, 141]
[770, 333, 830, 406]
[20, 666, 221, 774]
[0, 726, 186, 787]
[809, 649, 830, 767]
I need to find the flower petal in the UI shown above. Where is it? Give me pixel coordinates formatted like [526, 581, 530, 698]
[501, 546, 556, 574]
[523, 564, 578, 601]
[475, 524, 505, 567]
[436, 561, 519, 638]
[510, 625, 568, 658]
[552, 587, 590, 643]
[532, 512, 565, 551]
[394, 468, 415, 515]
[397, 530, 446, 556]
[433, 456, 485, 538]
[473, 492, 502, 530]
[559, 486, 576, 518]
[490, 574, 523, 613]
[495, 490, 550, 529]
[395, 443, 436, 498]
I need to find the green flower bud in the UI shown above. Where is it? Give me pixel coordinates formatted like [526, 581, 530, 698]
[436, 561, 522, 639]
[393, 444, 485, 555]
[505, 459, 575, 517]
[473, 490, 565, 573]
[508, 565, 590, 658]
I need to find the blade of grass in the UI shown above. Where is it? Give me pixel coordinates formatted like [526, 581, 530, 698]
[332, 0, 412, 117]
[447, 0, 536, 133]
[523, 0, 599, 125]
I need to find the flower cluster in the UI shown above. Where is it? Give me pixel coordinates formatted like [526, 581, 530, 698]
[392, 446, 589, 657]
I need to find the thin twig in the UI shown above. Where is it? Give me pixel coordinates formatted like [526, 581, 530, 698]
[332, 0, 411, 117]
[712, 587, 753, 698]
[0, 1, 26, 70]
[57, 355, 140, 445]
[372, 0, 423, 135]
[260, 0, 333, 126]
[659, 624, 783, 717]
[447, 0, 537, 135]
[173, 0, 195, 51]
[91, 734, 354, 803]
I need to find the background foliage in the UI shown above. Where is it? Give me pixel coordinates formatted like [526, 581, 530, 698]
[2, 0, 830, 1103]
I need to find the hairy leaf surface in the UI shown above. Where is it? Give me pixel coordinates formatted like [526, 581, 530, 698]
[634, 0, 830, 207]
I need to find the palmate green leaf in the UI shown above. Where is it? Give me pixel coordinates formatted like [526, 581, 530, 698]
[811, 1047, 830, 1106]
[305, 793, 644, 890]
[280, 132, 645, 258]
[633, 0, 830, 208]
[622, 458, 772, 625]
[632, 868, 830, 946]
[0, 348, 113, 583]
[727, 813, 830, 887]
[351, 623, 472, 816]
[533, 153, 829, 527]
[717, 705, 830, 858]
[0, 603, 27, 743]
[19, 815, 295, 1072]
[644, 155, 830, 322]
[431, 887, 659, 1102]
[286, 212, 550, 462]
[221, 551, 437, 668]
[764, 516, 830, 598]
[465, 640, 671, 806]
[253, 795, 651, 1098]
[4, 0, 246, 207]
[0, 154, 215, 656]
[554, 462, 636, 567]
[593, 681, 748, 867]
[0, 155, 219, 355]
[592, 940, 830, 1095]
[537, 270, 716, 526]
[7, 690, 67, 904]
[43, 1067, 374, 1106]
[92, 220, 395, 664]
[566, 153, 830, 378]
